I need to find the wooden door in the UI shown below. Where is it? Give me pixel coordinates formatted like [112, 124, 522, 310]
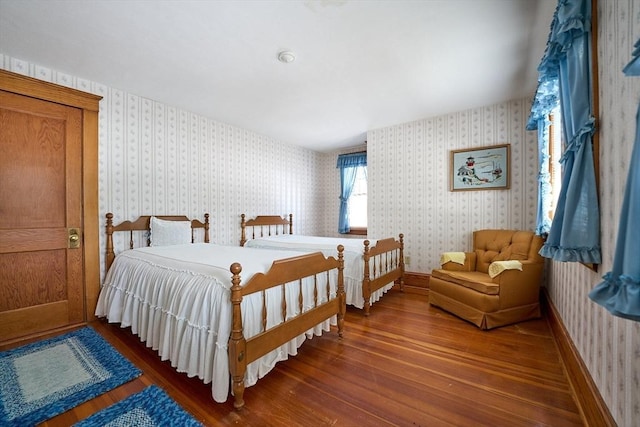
[0, 90, 85, 342]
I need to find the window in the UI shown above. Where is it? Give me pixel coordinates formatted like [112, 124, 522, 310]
[346, 166, 367, 234]
[336, 152, 367, 234]
[538, 108, 563, 233]
[548, 109, 563, 221]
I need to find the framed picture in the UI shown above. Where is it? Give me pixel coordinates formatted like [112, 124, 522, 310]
[450, 144, 510, 191]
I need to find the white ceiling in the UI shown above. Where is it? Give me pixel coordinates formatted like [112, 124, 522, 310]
[0, 0, 555, 152]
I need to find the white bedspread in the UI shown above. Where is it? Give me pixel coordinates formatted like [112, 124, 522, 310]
[244, 235, 395, 308]
[95, 243, 338, 403]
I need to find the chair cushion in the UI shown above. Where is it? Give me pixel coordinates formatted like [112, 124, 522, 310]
[474, 230, 534, 273]
[431, 269, 499, 295]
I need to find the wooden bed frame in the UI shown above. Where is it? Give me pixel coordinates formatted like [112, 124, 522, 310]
[240, 214, 404, 316]
[104, 213, 346, 409]
[240, 214, 293, 246]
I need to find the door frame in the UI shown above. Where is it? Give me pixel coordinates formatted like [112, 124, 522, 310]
[0, 69, 102, 322]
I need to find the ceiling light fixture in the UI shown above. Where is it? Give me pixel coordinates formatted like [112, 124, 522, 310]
[277, 51, 295, 64]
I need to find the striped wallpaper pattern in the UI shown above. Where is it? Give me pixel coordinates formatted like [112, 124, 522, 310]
[2, 1, 638, 422]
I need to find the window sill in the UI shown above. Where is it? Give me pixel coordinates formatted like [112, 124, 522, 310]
[347, 227, 367, 236]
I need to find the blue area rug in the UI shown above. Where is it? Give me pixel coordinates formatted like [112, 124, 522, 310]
[74, 385, 202, 426]
[0, 327, 141, 427]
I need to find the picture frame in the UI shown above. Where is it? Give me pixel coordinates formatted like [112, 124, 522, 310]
[450, 144, 510, 191]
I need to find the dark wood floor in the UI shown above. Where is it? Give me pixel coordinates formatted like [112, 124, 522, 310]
[38, 288, 584, 426]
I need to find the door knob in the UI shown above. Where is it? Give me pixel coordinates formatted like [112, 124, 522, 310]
[68, 228, 81, 249]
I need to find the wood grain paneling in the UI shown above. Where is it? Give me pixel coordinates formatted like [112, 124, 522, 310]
[0, 250, 66, 311]
[0, 69, 101, 343]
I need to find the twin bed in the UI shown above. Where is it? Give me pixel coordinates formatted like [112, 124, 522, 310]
[241, 214, 405, 316]
[97, 212, 404, 408]
[97, 213, 345, 409]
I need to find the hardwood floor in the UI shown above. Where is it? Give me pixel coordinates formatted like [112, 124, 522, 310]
[38, 289, 584, 426]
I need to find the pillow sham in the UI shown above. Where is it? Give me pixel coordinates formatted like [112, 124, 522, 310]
[150, 216, 192, 247]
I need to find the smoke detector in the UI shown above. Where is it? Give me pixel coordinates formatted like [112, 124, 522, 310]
[277, 51, 296, 63]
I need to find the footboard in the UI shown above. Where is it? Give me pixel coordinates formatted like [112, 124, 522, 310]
[362, 234, 405, 316]
[228, 245, 345, 409]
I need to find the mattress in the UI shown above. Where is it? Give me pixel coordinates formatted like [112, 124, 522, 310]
[244, 235, 395, 308]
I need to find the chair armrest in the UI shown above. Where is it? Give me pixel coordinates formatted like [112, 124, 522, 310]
[441, 252, 476, 271]
[493, 261, 544, 308]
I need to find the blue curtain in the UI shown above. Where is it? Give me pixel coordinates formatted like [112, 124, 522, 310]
[622, 38, 640, 76]
[529, 0, 601, 264]
[588, 39, 640, 321]
[337, 152, 366, 234]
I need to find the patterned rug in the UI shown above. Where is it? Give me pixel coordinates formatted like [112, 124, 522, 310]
[74, 385, 202, 426]
[0, 327, 141, 426]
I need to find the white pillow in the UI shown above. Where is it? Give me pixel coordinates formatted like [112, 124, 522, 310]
[150, 216, 192, 247]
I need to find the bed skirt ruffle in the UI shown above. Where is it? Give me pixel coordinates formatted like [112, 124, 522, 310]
[96, 249, 335, 403]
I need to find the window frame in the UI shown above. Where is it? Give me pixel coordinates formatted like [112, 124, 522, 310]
[346, 164, 367, 234]
[337, 151, 367, 235]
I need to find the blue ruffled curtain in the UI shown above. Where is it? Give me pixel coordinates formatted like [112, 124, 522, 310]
[337, 152, 366, 234]
[528, 0, 601, 263]
[588, 39, 640, 321]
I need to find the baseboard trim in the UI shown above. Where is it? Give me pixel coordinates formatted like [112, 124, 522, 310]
[404, 271, 429, 288]
[542, 288, 616, 427]
[400, 272, 429, 295]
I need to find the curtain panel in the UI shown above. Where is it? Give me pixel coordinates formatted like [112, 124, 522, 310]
[589, 39, 640, 321]
[337, 152, 367, 234]
[528, 0, 601, 264]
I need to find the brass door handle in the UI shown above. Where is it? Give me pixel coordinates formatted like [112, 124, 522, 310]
[68, 228, 81, 248]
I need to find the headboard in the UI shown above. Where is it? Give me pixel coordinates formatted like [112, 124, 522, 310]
[105, 213, 210, 270]
[240, 214, 293, 246]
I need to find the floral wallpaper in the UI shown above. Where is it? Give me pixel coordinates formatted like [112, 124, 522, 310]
[2, 0, 638, 422]
[0, 54, 324, 281]
[551, 0, 640, 424]
[319, 99, 539, 274]
[364, 99, 538, 272]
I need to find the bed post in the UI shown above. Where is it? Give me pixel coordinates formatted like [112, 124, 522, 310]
[228, 262, 247, 409]
[203, 213, 210, 243]
[106, 213, 115, 271]
[362, 240, 372, 316]
[337, 244, 346, 337]
[398, 233, 405, 292]
[288, 213, 293, 235]
[240, 214, 247, 246]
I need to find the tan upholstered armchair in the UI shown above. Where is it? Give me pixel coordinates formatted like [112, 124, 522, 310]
[429, 229, 545, 330]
